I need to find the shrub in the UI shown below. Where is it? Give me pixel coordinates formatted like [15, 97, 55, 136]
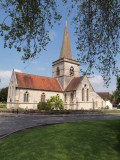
[105, 105, 109, 109]
[37, 96, 64, 110]
[0, 104, 6, 108]
[37, 102, 49, 110]
[46, 96, 64, 110]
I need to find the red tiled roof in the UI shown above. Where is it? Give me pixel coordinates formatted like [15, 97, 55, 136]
[97, 92, 111, 100]
[65, 77, 83, 92]
[15, 72, 62, 92]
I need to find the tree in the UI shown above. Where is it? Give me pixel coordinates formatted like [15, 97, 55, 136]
[46, 96, 64, 110]
[0, 0, 120, 84]
[0, 0, 61, 61]
[0, 87, 8, 102]
[63, 0, 120, 85]
[110, 77, 120, 104]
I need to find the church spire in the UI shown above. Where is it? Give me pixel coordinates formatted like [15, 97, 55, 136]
[59, 21, 73, 59]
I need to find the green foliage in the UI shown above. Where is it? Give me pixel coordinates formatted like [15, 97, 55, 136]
[37, 96, 64, 110]
[0, 0, 61, 61]
[105, 105, 109, 109]
[46, 96, 64, 110]
[0, 104, 6, 108]
[37, 102, 50, 110]
[111, 76, 120, 104]
[0, 0, 120, 84]
[63, 0, 120, 85]
[0, 87, 8, 102]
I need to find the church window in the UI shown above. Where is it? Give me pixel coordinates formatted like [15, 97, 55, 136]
[70, 93, 74, 102]
[82, 88, 84, 101]
[96, 101, 97, 107]
[70, 66, 74, 76]
[64, 93, 67, 102]
[56, 67, 60, 76]
[84, 84, 87, 89]
[41, 93, 45, 102]
[24, 91, 29, 102]
[9, 86, 11, 97]
[87, 89, 89, 101]
[56, 94, 60, 99]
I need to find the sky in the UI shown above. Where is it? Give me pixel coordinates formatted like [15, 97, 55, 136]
[0, 2, 119, 93]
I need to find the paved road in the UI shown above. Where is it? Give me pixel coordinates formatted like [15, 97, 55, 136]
[0, 113, 120, 139]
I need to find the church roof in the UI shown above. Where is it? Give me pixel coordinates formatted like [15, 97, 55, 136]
[15, 72, 62, 92]
[59, 21, 73, 59]
[97, 92, 111, 100]
[65, 77, 83, 92]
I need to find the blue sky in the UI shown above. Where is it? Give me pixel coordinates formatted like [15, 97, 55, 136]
[0, 2, 118, 93]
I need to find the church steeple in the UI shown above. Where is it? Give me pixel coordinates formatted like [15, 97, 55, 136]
[52, 22, 80, 90]
[59, 21, 73, 59]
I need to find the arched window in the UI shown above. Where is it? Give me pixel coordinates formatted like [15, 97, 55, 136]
[64, 93, 67, 102]
[9, 86, 11, 97]
[87, 89, 89, 101]
[70, 66, 74, 76]
[24, 91, 29, 102]
[82, 88, 84, 101]
[56, 94, 60, 99]
[41, 93, 45, 102]
[70, 93, 74, 103]
[56, 67, 60, 76]
[96, 101, 97, 107]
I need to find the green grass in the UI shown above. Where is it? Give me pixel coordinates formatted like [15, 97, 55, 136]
[0, 120, 120, 160]
[102, 109, 120, 114]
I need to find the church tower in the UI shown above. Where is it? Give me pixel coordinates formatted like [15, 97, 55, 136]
[52, 22, 80, 90]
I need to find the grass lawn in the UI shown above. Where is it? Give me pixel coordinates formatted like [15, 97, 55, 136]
[103, 109, 120, 114]
[0, 120, 120, 160]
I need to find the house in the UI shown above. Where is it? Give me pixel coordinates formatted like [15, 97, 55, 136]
[7, 22, 106, 110]
[97, 92, 113, 109]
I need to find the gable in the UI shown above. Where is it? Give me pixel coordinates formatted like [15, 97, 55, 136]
[65, 77, 83, 92]
[15, 72, 62, 92]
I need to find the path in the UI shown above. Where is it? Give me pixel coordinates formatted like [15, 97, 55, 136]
[0, 113, 120, 139]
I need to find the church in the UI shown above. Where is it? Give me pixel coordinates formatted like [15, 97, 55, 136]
[7, 22, 106, 110]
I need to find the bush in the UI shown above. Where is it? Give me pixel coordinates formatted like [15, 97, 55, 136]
[37, 102, 49, 110]
[0, 104, 6, 108]
[105, 105, 109, 109]
[37, 96, 64, 110]
[46, 96, 64, 110]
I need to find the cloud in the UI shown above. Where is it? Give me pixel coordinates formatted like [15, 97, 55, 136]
[0, 69, 22, 88]
[49, 30, 56, 41]
[89, 75, 116, 93]
[89, 75, 103, 84]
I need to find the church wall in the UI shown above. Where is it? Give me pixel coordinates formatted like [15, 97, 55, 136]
[13, 89, 64, 109]
[75, 76, 106, 110]
[7, 71, 17, 109]
[64, 91, 78, 110]
[52, 62, 64, 78]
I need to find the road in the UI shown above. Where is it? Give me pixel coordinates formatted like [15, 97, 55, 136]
[0, 113, 120, 139]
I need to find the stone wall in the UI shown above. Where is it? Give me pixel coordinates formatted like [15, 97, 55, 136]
[7, 88, 64, 109]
